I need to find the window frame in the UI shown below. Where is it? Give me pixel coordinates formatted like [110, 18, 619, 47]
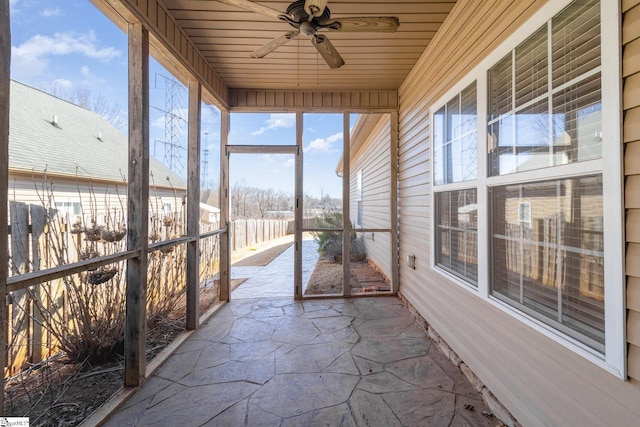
[431, 80, 479, 289]
[429, 0, 624, 378]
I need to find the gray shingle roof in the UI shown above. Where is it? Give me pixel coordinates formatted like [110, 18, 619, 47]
[9, 80, 186, 189]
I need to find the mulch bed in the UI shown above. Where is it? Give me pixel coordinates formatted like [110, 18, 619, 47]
[304, 255, 390, 295]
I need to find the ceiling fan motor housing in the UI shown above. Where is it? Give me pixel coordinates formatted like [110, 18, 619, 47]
[286, 0, 331, 34]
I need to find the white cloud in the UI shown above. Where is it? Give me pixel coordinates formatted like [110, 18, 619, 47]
[262, 154, 274, 162]
[282, 158, 295, 168]
[151, 115, 165, 130]
[78, 65, 106, 86]
[42, 8, 62, 17]
[11, 31, 121, 80]
[304, 132, 343, 153]
[51, 78, 72, 89]
[251, 113, 296, 136]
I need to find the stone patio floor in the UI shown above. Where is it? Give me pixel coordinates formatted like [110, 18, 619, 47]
[104, 297, 496, 426]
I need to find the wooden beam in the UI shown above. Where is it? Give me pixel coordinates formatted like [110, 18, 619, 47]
[0, 0, 10, 413]
[390, 110, 400, 294]
[186, 79, 201, 330]
[229, 89, 399, 111]
[342, 112, 351, 297]
[125, 22, 150, 388]
[220, 111, 230, 301]
[295, 112, 303, 299]
[226, 145, 297, 154]
[7, 251, 138, 292]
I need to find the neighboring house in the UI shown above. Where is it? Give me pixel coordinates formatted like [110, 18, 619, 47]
[338, 113, 393, 283]
[8, 80, 186, 229]
[199, 202, 220, 225]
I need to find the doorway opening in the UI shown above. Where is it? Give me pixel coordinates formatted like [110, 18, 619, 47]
[228, 151, 301, 298]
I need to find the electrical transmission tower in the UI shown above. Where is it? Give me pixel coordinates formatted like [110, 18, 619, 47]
[153, 73, 186, 178]
[201, 138, 209, 189]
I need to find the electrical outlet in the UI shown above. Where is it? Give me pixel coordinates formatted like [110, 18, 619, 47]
[406, 254, 416, 269]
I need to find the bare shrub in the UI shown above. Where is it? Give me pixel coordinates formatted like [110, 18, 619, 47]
[9, 172, 188, 365]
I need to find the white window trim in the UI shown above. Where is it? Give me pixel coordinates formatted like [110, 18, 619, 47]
[430, 0, 625, 379]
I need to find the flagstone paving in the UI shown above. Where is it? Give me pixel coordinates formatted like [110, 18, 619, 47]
[104, 297, 495, 426]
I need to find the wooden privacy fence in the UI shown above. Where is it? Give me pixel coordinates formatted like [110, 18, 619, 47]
[228, 219, 290, 252]
[5, 201, 291, 377]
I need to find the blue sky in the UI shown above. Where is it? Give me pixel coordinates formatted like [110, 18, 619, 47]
[8, 0, 344, 199]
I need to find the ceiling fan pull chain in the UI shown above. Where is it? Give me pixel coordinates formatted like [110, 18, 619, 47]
[297, 36, 300, 87]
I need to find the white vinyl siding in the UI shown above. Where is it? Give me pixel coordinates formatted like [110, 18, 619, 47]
[350, 115, 392, 281]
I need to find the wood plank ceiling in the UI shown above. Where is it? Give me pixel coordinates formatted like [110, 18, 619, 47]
[160, 0, 458, 91]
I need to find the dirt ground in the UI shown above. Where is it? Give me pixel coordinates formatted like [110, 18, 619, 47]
[3, 234, 389, 424]
[304, 254, 391, 295]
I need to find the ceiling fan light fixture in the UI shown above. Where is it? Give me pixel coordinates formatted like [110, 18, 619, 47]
[299, 21, 316, 36]
[304, 0, 328, 18]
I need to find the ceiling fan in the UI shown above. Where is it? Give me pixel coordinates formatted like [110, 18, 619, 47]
[216, 0, 400, 69]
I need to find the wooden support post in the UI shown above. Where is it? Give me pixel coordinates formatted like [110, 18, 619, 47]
[186, 80, 201, 330]
[390, 110, 400, 294]
[342, 112, 351, 297]
[219, 111, 230, 301]
[125, 22, 150, 388]
[294, 112, 303, 299]
[0, 1, 10, 412]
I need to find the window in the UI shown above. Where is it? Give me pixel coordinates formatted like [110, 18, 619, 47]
[56, 202, 81, 218]
[431, 0, 623, 373]
[491, 176, 604, 350]
[435, 189, 478, 283]
[488, 0, 604, 352]
[433, 82, 477, 185]
[433, 82, 478, 285]
[488, 0, 601, 176]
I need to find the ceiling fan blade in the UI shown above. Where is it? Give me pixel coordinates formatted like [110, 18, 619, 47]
[215, 0, 291, 21]
[251, 31, 299, 58]
[311, 34, 345, 69]
[304, 0, 328, 18]
[322, 16, 400, 32]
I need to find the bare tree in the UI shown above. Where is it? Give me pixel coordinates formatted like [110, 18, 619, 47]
[40, 82, 125, 130]
[230, 183, 295, 219]
[254, 187, 275, 218]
